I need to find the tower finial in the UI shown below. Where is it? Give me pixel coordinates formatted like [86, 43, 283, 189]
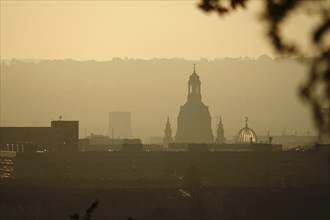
[167, 116, 169, 123]
[245, 116, 248, 126]
[193, 63, 196, 73]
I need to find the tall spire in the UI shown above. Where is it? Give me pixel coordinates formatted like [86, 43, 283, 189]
[193, 63, 196, 73]
[215, 116, 226, 144]
[163, 116, 173, 148]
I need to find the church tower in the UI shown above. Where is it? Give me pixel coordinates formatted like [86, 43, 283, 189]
[187, 64, 202, 102]
[163, 117, 173, 148]
[175, 65, 214, 143]
[215, 117, 226, 144]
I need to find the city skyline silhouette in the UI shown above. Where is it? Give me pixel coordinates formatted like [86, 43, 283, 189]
[0, 57, 318, 142]
[1, 1, 329, 220]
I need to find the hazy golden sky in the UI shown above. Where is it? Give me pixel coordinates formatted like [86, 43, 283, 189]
[1, 1, 326, 139]
[0, 1, 318, 60]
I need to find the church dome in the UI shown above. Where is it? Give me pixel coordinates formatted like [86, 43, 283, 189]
[236, 121, 257, 143]
[175, 65, 214, 143]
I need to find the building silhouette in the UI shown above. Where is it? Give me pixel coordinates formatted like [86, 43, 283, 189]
[215, 117, 226, 144]
[163, 117, 173, 148]
[51, 120, 79, 150]
[109, 111, 133, 139]
[175, 65, 214, 143]
[0, 120, 79, 152]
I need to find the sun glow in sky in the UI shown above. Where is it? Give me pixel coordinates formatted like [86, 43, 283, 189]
[0, 1, 326, 139]
[0, 1, 319, 60]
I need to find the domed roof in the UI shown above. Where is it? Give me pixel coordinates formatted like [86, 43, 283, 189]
[236, 119, 257, 143]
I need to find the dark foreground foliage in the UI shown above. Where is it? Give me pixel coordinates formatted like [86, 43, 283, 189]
[199, 0, 330, 136]
[70, 199, 99, 220]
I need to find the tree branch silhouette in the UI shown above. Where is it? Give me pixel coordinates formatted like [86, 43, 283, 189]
[199, 0, 330, 137]
[70, 199, 100, 220]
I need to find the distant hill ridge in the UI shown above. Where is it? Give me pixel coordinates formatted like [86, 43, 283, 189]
[0, 56, 316, 140]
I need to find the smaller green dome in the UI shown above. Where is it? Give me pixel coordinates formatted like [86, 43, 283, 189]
[237, 123, 258, 143]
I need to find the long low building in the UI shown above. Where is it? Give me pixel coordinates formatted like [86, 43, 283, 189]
[9, 144, 330, 188]
[0, 120, 79, 152]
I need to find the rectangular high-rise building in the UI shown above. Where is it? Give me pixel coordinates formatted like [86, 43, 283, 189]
[109, 112, 132, 139]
